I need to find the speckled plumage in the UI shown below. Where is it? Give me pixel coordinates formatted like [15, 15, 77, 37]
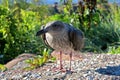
[36, 21, 84, 71]
[36, 21, 84, 52]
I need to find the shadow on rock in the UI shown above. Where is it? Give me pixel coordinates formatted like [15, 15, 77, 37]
[95, 65, 120, 76]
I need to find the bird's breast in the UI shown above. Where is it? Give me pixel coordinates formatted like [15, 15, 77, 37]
[45, 33, 72, 51]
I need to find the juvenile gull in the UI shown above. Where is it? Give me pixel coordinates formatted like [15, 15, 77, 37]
[36, 21, 84, 72]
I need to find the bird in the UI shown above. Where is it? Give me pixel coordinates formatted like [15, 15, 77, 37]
[36, 21, 84, 72]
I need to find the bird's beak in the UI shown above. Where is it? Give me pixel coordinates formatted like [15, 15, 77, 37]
[36, 29, 48, 36]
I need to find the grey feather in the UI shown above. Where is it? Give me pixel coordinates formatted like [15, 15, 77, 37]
[36, 21, 84, 52]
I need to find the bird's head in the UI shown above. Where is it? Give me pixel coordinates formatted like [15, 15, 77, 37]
[36, 21, 65, 36]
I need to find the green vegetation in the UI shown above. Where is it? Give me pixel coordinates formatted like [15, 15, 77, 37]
[24, 48, 56, 70]
[0, 0, 49, 64]
[108, 46, 120, 54]
[0, 5, 44, 63]
[0, 0, 120, 64]
[0, 64, 7, 71]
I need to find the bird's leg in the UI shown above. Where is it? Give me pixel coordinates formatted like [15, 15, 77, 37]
[59, 51, 67, 72]
[69, 51, 72, 71]
[68, 51, 75, 73]
[60, 51, 63, 70]
[51, 51, 66, 72]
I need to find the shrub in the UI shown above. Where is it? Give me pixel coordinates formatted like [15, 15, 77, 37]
[0, 5, 46, 64]
[42, 3, 120, 53]
[24, 48, 56, 70]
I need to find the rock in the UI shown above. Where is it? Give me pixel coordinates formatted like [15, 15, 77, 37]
[11, 74, 22, 79]
[31, 73, 42, 78]
[1, 53, 120, 79]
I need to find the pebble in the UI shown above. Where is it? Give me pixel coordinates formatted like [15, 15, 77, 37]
[45, 72, 51, 76]
[11, 74, 22, 79]
[1, 54, 120, 79]
[23, 71, 32, 77]
[0, 73, 5, 77]
[23, 76, 29, 80]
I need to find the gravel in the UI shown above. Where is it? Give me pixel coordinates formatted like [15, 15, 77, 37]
[0, 53, 120, 80]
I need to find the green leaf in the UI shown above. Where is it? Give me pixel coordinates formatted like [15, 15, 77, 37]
[0, 64, 7, 71]
[49, 57, 56, 62]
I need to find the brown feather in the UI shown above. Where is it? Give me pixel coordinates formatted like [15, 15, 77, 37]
[68, 27, 84, 51]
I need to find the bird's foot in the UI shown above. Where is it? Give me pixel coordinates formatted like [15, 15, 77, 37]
[60, 68, 67, 72]
[51, 67, 76, 74]
[51, 67, 67, 72]
[60, 68, 75, 73]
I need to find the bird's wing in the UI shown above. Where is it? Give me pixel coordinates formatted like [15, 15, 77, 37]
[68, 28, 84, 51]
[41, 26, 54, 50]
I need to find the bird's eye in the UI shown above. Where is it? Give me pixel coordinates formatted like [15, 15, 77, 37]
[54, 24, 58, 27]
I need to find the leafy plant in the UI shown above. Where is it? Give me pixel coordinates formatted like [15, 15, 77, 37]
[108, 46, 120, 54]
[42, 1, 120, 53]
[0, 64, 7, 72]
[0, 3, 49, 63]
[24, 48, 56, 70]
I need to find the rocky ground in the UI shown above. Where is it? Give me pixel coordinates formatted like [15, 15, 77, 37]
[0, 53, 120, 80]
